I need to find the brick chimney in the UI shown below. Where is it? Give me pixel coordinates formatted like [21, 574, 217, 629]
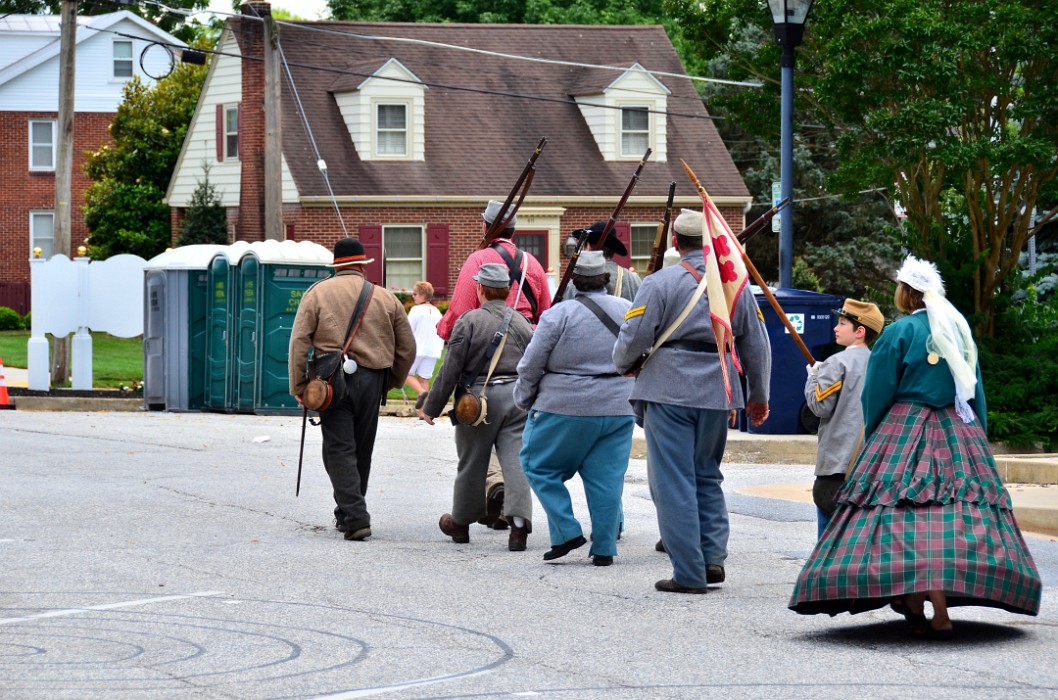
[233, 3, 272, 242]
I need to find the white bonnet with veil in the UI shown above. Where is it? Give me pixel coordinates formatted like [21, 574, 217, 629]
[896, 255, 978, 423]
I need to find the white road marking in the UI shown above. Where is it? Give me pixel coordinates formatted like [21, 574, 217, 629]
[0, 590, 224, 626]
[309, 669, 493, 699]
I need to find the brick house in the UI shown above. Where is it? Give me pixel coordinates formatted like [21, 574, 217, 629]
[165, 4, 750, 298]
[0, 11, 183, 313]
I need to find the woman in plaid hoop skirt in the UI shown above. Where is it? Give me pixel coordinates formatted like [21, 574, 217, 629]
[789, 256, 1042, 638]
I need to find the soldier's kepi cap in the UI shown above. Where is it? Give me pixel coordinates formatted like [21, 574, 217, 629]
[673, 209, 705, 237]
[473, 263, 512, 289]
[574, 250, 607, 277]
[834, 299, 885, 334]
[482, 200, 516, 228]
[332, 237, 374, 266]
[571, 221, 628, 257]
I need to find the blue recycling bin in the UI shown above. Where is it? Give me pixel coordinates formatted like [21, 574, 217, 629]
[747, 287, 844, 435]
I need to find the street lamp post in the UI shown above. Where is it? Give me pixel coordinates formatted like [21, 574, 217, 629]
[768, 0, 813, 289]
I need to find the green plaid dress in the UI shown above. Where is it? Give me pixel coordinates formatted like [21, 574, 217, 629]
[789, 402, 1042, 617]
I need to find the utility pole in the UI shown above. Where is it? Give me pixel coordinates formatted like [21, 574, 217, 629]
[263, 9, 282, 240]
[52, 0, 77, 386]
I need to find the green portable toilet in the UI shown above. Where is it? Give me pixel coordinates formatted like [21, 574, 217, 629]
[143, 244, 226, 411]
[232, 240, 332, 414]
[203, 244, 247, 413]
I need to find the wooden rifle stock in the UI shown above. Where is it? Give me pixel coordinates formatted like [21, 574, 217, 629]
[478, 137, 547, 250]
[552, 148, 652, 303]
[645, 181, 677, 276]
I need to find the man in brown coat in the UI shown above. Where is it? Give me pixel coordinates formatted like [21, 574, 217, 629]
[289, 238, 415, 541]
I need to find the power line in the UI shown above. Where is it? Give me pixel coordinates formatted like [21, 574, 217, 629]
[82, 23, 730, 123]
[139, 0, 763, 89]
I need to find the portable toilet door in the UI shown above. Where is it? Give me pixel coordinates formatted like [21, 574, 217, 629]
[204, 253, 235, 412]
[254, 250, 332, 413]
[143, 270, 167, 410]
[234, 254, 259, 413]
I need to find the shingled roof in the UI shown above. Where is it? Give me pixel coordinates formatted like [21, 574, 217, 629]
[261, 21, 748, 201]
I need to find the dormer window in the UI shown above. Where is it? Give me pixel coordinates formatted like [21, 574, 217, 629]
[376, 103, 409, 157]
[573, 63, 670, 162]
[331, 58, 427, 162]
[621, 107, 650, 157]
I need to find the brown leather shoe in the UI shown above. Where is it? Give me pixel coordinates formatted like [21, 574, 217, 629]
[706, 565, 726, 584]
[438, 513, 469, 543]
[508, 523, 530, 551]
[654, 578, 707, 594]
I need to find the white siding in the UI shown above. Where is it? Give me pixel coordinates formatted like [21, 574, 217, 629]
[281, 155, 298, 202]
[0, 18, 174, 112]
[167, 32, 243, 208]
[334, 90, 365, 157]
[575, 98, 614, 159]
[0, 35, 52, 72]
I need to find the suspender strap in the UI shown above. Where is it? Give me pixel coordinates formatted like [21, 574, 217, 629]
[575, 295, 622, 337]
[490, 242, 539, 320]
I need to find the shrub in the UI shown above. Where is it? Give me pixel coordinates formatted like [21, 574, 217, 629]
[0, 307, 22, 331]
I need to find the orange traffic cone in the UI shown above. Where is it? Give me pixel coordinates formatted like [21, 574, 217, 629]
[0, 356, 13, 409]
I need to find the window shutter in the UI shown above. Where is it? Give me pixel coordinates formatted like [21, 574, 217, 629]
[235, 104, 241, 159]
[358, 224, 383, 285]
[614, 221, 632, 268]
[425, 223, 449, 297]
[215, 104, 224, 161]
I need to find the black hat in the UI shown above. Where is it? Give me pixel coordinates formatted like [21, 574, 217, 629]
[572, 221, 628, 257]
[331, 238, 374, 266]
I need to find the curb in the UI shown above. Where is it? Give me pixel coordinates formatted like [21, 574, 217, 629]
[10, 396, 145, 412]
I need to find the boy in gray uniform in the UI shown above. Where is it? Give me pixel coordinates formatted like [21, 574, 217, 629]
[419, 264, 535, 551]
[613, 209, 772, 594]
[804, 298, 884, 538]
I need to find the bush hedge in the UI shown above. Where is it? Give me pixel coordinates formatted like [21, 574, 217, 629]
[0, 307, 25, 331]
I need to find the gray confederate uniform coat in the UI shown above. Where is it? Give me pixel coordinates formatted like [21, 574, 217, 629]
[422, 299, 535, 527]
[804, 345, 871, 477]
[288, 268, 415, 533]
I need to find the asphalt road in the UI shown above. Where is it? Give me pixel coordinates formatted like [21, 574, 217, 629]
[1, 411, 1056, 699]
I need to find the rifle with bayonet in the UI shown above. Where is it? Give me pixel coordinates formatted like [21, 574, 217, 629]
[552, 147, 652, 303]
[645, 181, 677, 276]
[478, 137, 547, 250]
[737, 196, 790, 247]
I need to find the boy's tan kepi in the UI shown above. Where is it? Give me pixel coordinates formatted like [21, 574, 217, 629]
[834, 299, 884, 333]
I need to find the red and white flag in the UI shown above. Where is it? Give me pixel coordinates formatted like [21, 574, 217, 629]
[695, 177, 750, 403]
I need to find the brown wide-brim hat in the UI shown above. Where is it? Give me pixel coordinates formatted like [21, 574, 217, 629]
[332, 238, 375, 266]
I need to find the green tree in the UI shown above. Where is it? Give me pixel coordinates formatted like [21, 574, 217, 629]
[672, 0, 1058, 337]
[328, 0, 669, 25]
[83, 53, 208, 260]
[176, 167, 229, 246]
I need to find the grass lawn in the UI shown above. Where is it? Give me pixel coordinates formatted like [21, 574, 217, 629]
[0, 330, 142, 389]
[2, 329, 445, 397]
